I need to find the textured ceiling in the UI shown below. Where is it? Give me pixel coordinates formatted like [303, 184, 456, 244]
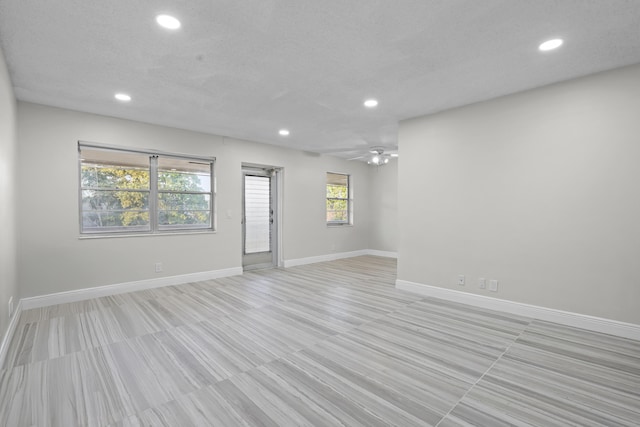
[1, 1, 639, 158]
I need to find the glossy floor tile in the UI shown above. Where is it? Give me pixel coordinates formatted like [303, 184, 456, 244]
[1, 256, 639, 426]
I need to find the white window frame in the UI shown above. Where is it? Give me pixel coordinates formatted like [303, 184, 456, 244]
[78, 142, 216, 235]
[326, 172, 352, 226]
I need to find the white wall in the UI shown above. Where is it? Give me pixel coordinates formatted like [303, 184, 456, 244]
[398, 64, 640, 325]
[368, 158, 398, 253]
[16, 102, 372, 298]
[0, 44, 18, 336]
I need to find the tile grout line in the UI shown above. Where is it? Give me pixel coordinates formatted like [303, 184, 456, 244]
[434, 318, 533, 426]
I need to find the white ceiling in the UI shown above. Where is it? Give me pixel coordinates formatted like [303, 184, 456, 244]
[1, 1, 639, 158]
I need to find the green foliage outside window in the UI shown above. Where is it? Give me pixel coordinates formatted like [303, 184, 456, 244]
[81, 165, 150, 229]
[158, 169, 211, 227]
[326, 173, 350, 223]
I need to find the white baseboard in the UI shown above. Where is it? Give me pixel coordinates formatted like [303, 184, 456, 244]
[396, 280, 640, 341]
[0, 299, 23, 369]
[21, 267, 243, 310]
[283, 249, 397, 268]
[366, 250, 398, 258]
[283, 250, 369, 268]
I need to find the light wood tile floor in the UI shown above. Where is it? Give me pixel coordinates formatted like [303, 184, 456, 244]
[1, 256, 639, 426]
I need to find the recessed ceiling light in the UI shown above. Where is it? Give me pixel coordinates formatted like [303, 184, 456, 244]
[364, 99, 378, 108]
[156, 14, 181, 30]
[539, 38, 563, 51]
[279, 129, 290, 136]
[114, 93, 131, 102]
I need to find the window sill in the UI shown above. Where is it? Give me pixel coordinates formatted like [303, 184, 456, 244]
[78, 230, 216, 240]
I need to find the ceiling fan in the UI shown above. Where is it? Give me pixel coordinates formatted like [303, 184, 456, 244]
[348, 146, 398, 166]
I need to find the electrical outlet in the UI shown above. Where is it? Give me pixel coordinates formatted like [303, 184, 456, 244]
[155, 262, 163, 273]
[457, 275, 465, 286]
[478, 278, 486, 289]
[8, 296, 13, 319]
[489, 279, 499, 292]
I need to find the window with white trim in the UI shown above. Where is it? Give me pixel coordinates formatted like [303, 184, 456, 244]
[326, 172, 351, 225]
[79, 143, 215, 234]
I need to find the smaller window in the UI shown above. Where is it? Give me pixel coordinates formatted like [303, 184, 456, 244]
[326, 172, 351, 225]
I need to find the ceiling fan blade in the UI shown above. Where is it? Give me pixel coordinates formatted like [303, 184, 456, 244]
[347, 155, 367, 161]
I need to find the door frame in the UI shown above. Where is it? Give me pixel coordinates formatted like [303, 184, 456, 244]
[241, 164, 283, 269]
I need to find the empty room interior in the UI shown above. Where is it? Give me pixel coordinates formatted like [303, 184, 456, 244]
[1, 1, 639, 426]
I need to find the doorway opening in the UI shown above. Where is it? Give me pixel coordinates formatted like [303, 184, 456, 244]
[242, 165, 282, 270]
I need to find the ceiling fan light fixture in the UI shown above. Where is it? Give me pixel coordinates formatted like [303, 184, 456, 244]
[363, 146, 393, 166]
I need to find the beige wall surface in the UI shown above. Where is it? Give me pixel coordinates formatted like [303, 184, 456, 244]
[16, 102, 374, 298]
[0, 45, 18, 336]
[398, 64, 640, 324]
[368, 158, 398, 253]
